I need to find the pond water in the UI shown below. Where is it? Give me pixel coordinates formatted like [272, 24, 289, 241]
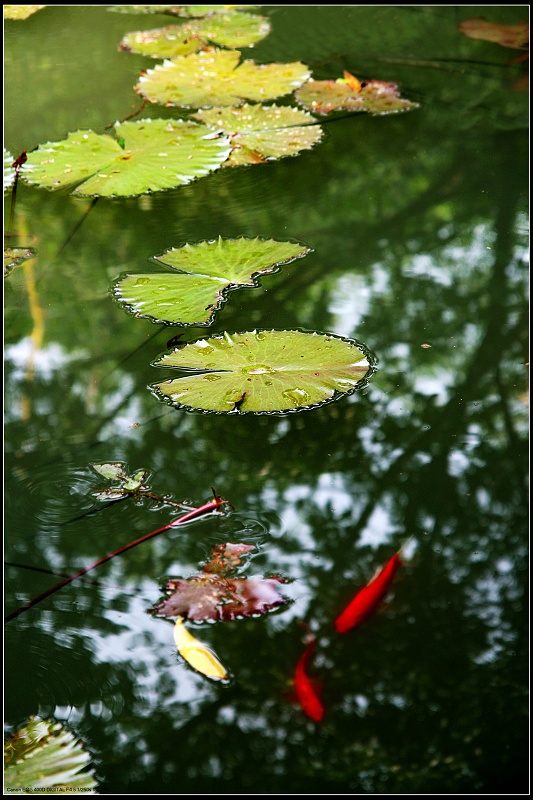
[4, 5, 529, 794]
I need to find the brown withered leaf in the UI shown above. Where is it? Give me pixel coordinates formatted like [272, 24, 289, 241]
[457, 18, 528, 50]
[150, 542, 291, 621]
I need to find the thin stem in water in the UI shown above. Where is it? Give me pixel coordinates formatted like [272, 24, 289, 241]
[4, 492, 232, 623]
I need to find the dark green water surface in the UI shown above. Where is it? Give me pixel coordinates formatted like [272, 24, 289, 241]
[4, 5, 529, 794]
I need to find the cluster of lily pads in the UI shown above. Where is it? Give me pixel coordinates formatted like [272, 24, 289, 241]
[4, 4, 421, 413]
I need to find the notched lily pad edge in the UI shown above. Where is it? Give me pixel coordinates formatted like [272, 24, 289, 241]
[112, 236, 314, 327]
[148, 327, 379, 416]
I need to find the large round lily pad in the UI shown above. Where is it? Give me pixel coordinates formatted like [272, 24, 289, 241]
[136, 49, 310, 108]
[151, 329, 375, 414]
[21, 119, 231, 197]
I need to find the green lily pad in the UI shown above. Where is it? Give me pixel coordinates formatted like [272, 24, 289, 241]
[4, 716, 97, 793]
[4, 246, 36, 277]
[180, 5, 261, 16]
[119, 11, 271, 57]
[91, 462, 150, 500]
[295, 78, 420, 115]
[110, 5, 260, 16]
[136, 49, 311, 109]
[4, 5, 45, 20]
[114, 236, 311, 325]
[192, 103, 323, 165]
[151, 329, 374, 413]
[4, 149, 16, 192]
[21, 119, 231, 197]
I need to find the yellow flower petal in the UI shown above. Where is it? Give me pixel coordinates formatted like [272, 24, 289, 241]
[173, 617, 228, 681]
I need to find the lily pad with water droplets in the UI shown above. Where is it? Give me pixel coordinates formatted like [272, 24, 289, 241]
[151, 329, 374, 414]
[110, 5, 260, 16]
[192, 103, 323, 165]
[4, 149, 16, 193]
[21, 119, 231, 197]
[295, 78, 420, 116]
[4, 246, 36, 277]
[114, 236, 311, 326]
[136, 48, 311, 109]
[119, 10, 271, 58]
[4, 716, 97, 794]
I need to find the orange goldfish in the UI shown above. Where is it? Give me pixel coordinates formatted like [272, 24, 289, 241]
[294, 635, 324, 722]
[335, 551, 402, 634]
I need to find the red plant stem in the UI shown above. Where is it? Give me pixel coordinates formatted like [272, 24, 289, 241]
[4, 494, 230, 623]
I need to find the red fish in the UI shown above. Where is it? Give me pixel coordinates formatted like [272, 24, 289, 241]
[335, 551, 403, 634]
[294, 636, 324, 722]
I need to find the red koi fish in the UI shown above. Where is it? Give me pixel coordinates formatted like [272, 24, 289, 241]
[335, 551, 403, 634]
[294, 636, 324, 722]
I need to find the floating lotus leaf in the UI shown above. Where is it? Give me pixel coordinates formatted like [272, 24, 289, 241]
[4, 716, 97, 793]
[114, 236, 311, 325]
[4, 149, 16, 192]
[295, 78, 420, 116]
[4, 246, 36, 277]
[151, 329, 374, 414]
[120, 27, 201, 58]
[192, 103, 323, 165]
[151, 542, 291, 621]
[21, 119, 231, 197]
[136, 49, 311, 109]
[109, 5, 184, 13]
[119, 11, 270, 57]
[180, 5, 261, 16]
[110, 5, 260, 16]
[90, 462, 150, 500]
[158, 574, 291, 620]
[4, 5, 45, 20]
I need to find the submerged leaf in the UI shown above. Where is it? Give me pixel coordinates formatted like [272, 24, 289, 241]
[173, 616, 228, 680]
[4, 716, 97, 793]
[114, 236, 311, 325]
[457, 18, 529, 50]
[119, 10, 270, 57]
[151, 329, 374, 414]
[136, 48, 310, 108]
[295, 78, 419, 116]
[21, 119, 231, 197]
[192, 103, 323, 165]
[203, 542, 255, 574]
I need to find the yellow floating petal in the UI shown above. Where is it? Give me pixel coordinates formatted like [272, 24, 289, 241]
[173, 617, 228, 681]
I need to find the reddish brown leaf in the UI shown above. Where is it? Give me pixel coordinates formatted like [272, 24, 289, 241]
[150, 542, 291, 621]
[457, 18, 529, 50]
[202, 542, 255, 574]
